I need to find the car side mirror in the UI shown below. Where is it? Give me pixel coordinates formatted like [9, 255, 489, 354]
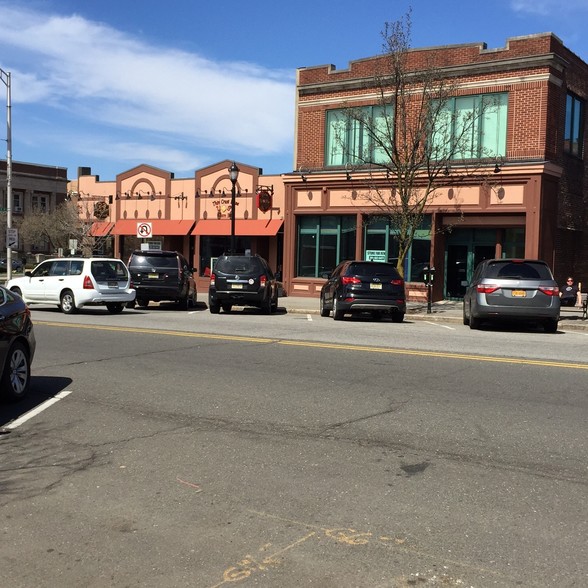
[25, 271, 32, 277]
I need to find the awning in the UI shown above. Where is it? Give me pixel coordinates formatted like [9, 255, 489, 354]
[89, 222, 114, 237]
[192, 219, 283, 236]
[111, 219, 196, 236]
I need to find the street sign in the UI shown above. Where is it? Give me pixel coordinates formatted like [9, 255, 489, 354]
[6, 227, 18, 248]
[137, 222, 152, 238]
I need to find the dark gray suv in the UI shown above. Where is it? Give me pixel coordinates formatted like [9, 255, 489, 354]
[208, 255, 278, 314]
[127, 250, 197, 310]
[463, 258, 560, 332]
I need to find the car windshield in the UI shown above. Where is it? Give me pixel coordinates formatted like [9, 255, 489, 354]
[348, 263, 400, 278]
[484, 261, 553, 280]
[215, 257, 263, 273]
[133, 255, 178, 268]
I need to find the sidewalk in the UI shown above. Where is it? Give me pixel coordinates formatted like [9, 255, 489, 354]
[280, 295, 588, 330]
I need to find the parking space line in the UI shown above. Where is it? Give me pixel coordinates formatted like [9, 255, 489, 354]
[6, 390, 72, 430]
[424, 321, 455, 330]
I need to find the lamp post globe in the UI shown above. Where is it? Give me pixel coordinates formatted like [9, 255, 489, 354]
[228, 162, 239, 254]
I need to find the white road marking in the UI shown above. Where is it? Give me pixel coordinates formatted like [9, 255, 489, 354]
[424, 321, 455, 330]
[6, 390, 72, 430]
[307, 314, 313, 321]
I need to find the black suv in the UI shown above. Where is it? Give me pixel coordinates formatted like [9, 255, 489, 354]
[127, 250, 197, 310]
[209, 255, 278, 314]
[320, 260, 406, 321]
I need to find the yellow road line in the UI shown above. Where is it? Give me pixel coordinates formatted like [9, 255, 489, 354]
[35, 320, 588, 370]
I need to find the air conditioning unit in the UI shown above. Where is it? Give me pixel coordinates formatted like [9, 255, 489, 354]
[13, 205, 23, 213]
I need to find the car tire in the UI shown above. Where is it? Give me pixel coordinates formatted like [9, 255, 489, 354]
[209, 301, 221, 314]
[262, 294, 272, 315]
[319, 295, 330, 317]
[106, 302, 124, 314]
[271, 294, 278, 313]
[469, 312, 480, 330]
[60, 290, 77, 314]
[544, 318, 558, 333]
[462, 302, 470, 325]
[177, 296, 189, 310]
[0, 341, 31, 402]
[136, 298, 149, 308]
[126, 300, 136, 309]
[221, 303, 232, 313]
[391, 311, 404, 323]
[333, 297, 344, 321]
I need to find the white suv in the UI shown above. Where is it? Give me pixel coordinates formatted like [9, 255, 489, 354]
[6, 257, 136, 314]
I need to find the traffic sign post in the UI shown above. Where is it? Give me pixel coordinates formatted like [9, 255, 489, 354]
[6, 227, 18, 248]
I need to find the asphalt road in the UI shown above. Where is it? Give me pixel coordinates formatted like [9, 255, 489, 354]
[1, 306, 587, 587]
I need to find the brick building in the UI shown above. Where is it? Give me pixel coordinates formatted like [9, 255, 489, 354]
[280, 33, 588, 301]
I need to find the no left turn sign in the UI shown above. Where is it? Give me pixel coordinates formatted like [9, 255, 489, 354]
[137, 222, 152, 238]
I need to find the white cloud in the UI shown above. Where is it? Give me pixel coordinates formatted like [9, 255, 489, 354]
[0, 3, 295, 165]
[511, 0, 588, 16]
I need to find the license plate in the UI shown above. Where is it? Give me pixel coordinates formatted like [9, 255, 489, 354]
[370, 283, 382, 290]
[108, 281, 119, 288]
[148, 273, 159, 279]
[231, 283, 243, 289]
[512, 290, 526, 297]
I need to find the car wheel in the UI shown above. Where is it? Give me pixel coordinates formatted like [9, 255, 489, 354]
[391, 311, 404, 323]
[60, 290, 77, 314]
[271, 293, 278, 313]
[221, 303, 233, 313]
[544, 318, 558, 333]
[333, 297, 344, 321]
[462, 302, 470, 325]
[177, 296, 189, 310]
[190, 291, 198, 308]
[0, 341, 30, 402]
[262, 294, 272, 315]
[136, 298, 149, 308]
[126, 300, 136, 309]
[319, 295, 330, 317]
[106, 302, 124, 314]
[469, 309, 480, 330]
[209, 301, 221, 314]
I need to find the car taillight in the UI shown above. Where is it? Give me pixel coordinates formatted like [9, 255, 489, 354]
[83, 275, 94, 289]
[341, 276, 361, 285]
[210, 273, 216, 287]
[391, 278, 404, 286]
[260, 275, 267, 287]
[539, 286, 560, 296]
[477, 284, 500, 294]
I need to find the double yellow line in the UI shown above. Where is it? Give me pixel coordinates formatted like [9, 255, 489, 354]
[36, 320, 588, 370]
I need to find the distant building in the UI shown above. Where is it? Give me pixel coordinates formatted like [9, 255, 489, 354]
[0, 160, 68, 259]
[71, 33, 587, 300]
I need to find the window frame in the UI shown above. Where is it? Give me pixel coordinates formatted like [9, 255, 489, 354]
[564, 92, 585, 158]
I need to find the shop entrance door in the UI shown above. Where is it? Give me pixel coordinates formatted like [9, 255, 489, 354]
[446, 245, 468, 298]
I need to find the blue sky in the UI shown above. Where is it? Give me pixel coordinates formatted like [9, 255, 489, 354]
[1, 0, 587, 181]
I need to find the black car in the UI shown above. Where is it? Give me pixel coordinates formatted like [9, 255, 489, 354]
[0, 285, 36, 401]
[127, 250, 197, 310]
[320, 260, 406, 321]
[0, 258, 25, 272]
[208, 254, 279, 314]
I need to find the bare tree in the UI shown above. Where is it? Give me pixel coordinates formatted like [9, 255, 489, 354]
[19, 200, 107, 256]
[334, 9, 504, 277]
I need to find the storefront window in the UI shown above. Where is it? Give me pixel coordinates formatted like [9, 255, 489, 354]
[296, 215, 356, 277]
[364, 216, 431, 280]
[199, 236, 251, 276]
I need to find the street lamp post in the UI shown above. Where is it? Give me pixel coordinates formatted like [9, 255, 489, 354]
[228, 162, 239, 255]
[0, 68, 12, 282]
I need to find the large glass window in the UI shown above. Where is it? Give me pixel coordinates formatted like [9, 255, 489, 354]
[296, 215, 356, 277]
[431, 93, 507, 161]
[364, 216, 431, 281]
[565, 93, 584, 158]
[325, 105, 393, 166]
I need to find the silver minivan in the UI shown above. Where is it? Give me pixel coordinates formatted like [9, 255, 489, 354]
[463, 258, 560, 332]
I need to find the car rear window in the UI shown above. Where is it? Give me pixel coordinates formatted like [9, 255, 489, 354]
[91, 260, 129, 279]
[484, 261, 553, 280]
[348, 262, 401, 278]
[215, 257, 263, 274]
[131, 255, 178, 269]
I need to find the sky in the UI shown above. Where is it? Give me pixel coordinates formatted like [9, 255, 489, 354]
[1, 0, 588, 182]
